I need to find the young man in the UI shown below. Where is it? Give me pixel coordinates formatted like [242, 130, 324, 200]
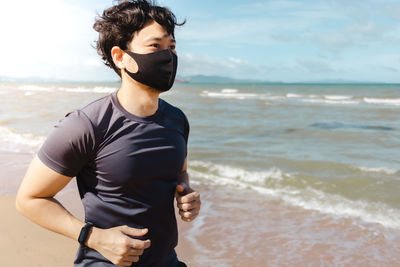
[15, 1, 201, 266]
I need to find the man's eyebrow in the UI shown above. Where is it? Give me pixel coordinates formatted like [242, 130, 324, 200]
[145, 35, 176, 43]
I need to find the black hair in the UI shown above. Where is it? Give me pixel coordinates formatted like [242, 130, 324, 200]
[93, 0, 185, 77]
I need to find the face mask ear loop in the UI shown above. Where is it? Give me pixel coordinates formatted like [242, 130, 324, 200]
[124, 50, 140, 75]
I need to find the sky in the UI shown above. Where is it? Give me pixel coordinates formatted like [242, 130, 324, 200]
[1, 0, 400, 82]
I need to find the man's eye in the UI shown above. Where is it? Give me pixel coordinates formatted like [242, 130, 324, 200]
[151, 44, 159, 48]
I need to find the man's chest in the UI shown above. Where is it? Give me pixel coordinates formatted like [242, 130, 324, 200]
[91, 126, 186, 187]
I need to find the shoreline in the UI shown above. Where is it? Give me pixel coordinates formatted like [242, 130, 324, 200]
[2, 152, 400, 266]
[0, 151, 198, 266]
[1, 182, 197, 266]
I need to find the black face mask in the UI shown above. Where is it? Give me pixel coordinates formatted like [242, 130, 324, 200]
[124, 49, 178, 92]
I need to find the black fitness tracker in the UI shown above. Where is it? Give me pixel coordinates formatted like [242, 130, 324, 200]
[78, 222, 94, 246]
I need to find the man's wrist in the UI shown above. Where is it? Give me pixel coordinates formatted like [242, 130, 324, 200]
[178, 170, 189, 185]
[85, 226, 99, 248]
[78, 222, 94, 246]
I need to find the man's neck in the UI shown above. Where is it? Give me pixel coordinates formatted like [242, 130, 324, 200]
[117, 76, 160, 117]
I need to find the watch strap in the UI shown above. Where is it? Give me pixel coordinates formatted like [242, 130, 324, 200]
[78, 222, 94, 246]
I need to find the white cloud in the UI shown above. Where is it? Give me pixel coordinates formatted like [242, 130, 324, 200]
[229, 57, 242, 64]
[1, 0, 399, 82]
[0, 0, 99, 79]
[178, 53, 268, 80]
[178, 0, 400, 54]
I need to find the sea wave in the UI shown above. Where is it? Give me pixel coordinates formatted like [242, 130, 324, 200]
[58, 86, 116, 94]
[16, 84, 117, 94]
[201, 90, 261, 100]
[363, 98, 400, 106]
[0, 126, 45, 152]
[190, 160, 288, 184]
[221, 88, 238, 93]
[355, 166, 398, 175]
[302, 99, 360, 105]
[18, 85, 54, 92]
[92, 87, 116, 94]
[200, 89, 400, 108]
[286, 93, 304, 98]
[324, 95, 353, 100]
[58, 86, 93, 93]
[188, 160, 400, 229]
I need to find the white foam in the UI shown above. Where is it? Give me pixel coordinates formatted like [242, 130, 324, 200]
[363, 98, 400, 106]
[56, 86, 116, 94]
[17, 85, 116, 94]
[190, 160, 287, 184]
[189, 161, 400, 229]
[18, 85, 53, 92]
[92, 87, 116, 94]
[0, 127, 45, 152]
[280, 187, 400, 230]
[221, 88, 238, 93]
[356, 166, 398, 175]
[286, 93, 303, 98]
[286, 93, 319, 98]
[200, 89, 275, 101]
[58, 86, 93, 93]
[324, 95, 353, 100]
[202, 91, 348, 103]
[263, 96, 285, 100]
[302, 99, 360, 105]
[201, 91, 259, 100]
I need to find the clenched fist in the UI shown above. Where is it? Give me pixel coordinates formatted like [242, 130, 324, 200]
[87, 225, 151, 266]
[175, 182, 201, 222]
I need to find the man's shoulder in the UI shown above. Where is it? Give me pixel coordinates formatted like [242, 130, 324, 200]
[80, 93, 113, 114]
[160, 98, 187, 119]
[77, 93, 115, 125]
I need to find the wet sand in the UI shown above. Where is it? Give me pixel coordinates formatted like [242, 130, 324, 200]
[2, 152, 400, 266]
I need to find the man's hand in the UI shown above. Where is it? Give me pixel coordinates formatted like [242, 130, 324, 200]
[175, 182, 201, 222]
[87, 225, 151, 266]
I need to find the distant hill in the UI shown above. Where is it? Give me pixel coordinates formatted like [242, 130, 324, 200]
[0, 74, 395, 85]
[178, 75, 392, 84]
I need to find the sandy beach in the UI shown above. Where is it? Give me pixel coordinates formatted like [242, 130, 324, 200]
[0, 151, 82, 266]
[0, 195, 80, 267]
[0, 191, 196, 267]
[2, 150, 400, 266]
[0, 152, 195, 266]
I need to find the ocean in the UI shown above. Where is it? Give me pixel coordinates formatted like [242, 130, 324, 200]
[1, 81, 399, 266]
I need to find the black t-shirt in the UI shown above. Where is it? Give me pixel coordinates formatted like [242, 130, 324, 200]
[38, 91, 189, 267]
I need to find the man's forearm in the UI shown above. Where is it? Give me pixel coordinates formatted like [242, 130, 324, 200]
[16, 196, 85, 242]
[16, 196, 151, 265]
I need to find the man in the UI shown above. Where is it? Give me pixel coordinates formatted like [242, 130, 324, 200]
[15, 1, 201, 266]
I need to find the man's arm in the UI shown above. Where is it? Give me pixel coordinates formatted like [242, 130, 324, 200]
[175, 157, 201, 222]
[16, 155, 150, 266]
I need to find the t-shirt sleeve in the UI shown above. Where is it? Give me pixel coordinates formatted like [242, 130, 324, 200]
[37, 110, 95, 177]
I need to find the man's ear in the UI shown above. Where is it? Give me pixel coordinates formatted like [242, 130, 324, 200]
[111, 46, 125, 70]
[112, 46, 138, 73]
